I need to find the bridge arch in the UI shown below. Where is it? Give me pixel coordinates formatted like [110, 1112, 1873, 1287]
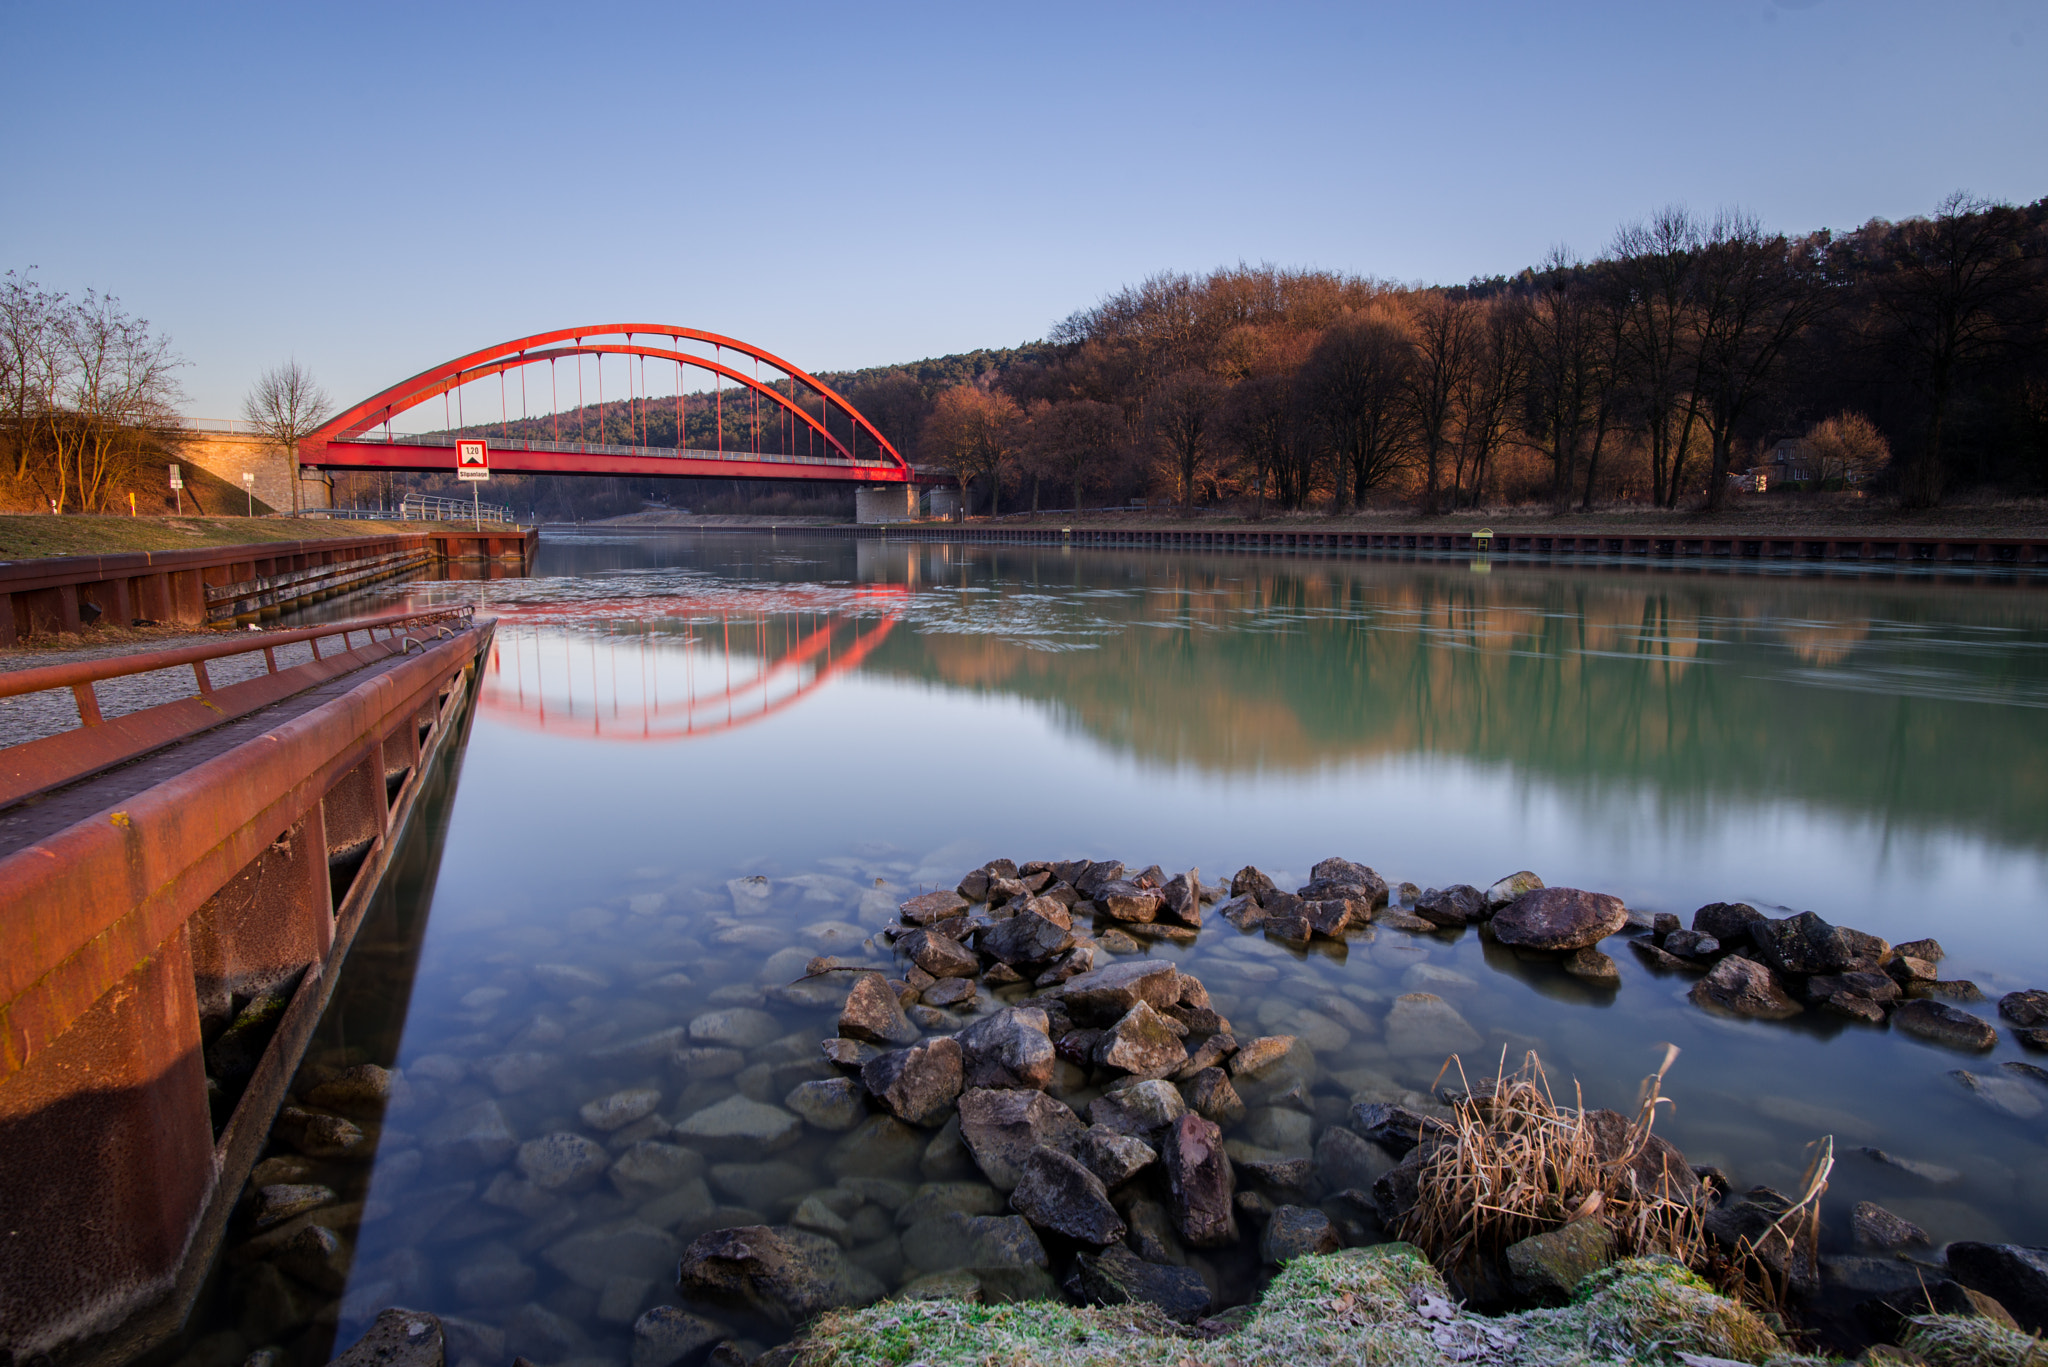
[302, 325, 913, 484]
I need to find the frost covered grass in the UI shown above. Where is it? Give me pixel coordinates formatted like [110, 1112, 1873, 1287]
[1899, 1312, 2048, 1367]
[792, 1244, 1843, 1367]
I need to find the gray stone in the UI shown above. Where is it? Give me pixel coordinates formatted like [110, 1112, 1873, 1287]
[1349, 1102, 1447, 1157]
[1058, 959, 1183, 1023]
[1162, 1113, 1237, 1249]
[1661, 928, 1720, 960]
[1315, 1125, 1394, 1192]
[423, 1100, 516, 1168]
[1260, 1205, 1339, 1263]
[517, 1133, 610, 1192]
[1484, 870, 1543, 909]
[1158, 871, 1203, 929]
[980, 904, 1074, 966]
[1384, 993, 1482, 1056]
[676, 1045, 747, 1079]
[1243, 1106, 1314, 1154]
[707, 1161, 811, 1213]
[1182, 1068, 1245, 1127]
[1076, 1127, 1156, 1187]
[543, 1220, 681, 1291]
[1951, 1069, 2043, 1118]
[1096, 1002, 1188, 1080]
[252, 1183, 336, 1229]
[923, 976, 977, 1009]
[786, 1077, 868, 1131]
[277, 1223, 353, 1295]
[1230, 866, 1278, 900]
[1087, 1078, 1186, 1137]
[1999, 989, 2048, 1027]
[1009, 1146, 1125, 1244]
[898, 1212, 1052, 1300]
[1562, 947, 1621, 986]
[1689, 955, 1803, 1020]
[580, 1088, 663, 1133]
[838, 973, 920, 1046]
[1894, 999, 1997, 1051]
[329, 1308, 443, 1367]
[1852, 1201, 1928, 1250]
[1297, 857, 1390, 909]
[1490, 887, 1628, 951]
[820, 1038, 881, 1073]
[895, 1181, 1007, 1226]
[688, 1008, 784, 1050]
[609, 1142, 705, 1199]
[306, 1064, 396, 1118]
[825, 1115, 926, 1182]
[1227, 1035, 1295, 1078]
[1414, 885, 1487, 928]
[673, 1096, 802, 1154]
[505, 1303, 584, 1364]
[275, 1108, 367, 1160]
[899, 889, 969, 924]
[860, 1037, 964, 1127]
[1912, 978, 1987, 1003]
[675, 1224, 886, 1328]
[630, 1307, 724, 1367]
[1692, 901, 1766, 948]
[901, 929, 980, 980]
[1505, 1219, 1614, 1300]
[1065, 1243, 1212, 1323]
[955, 1007, 1056, 1091]
[956, 1087, 1087, 1191]
[1946, 1243, 2048, 1332]
[1094, 880, 1165, 923]
[1750, 911, 1888, 977]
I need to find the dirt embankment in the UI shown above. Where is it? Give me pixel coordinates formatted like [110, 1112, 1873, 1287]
[0, 514, 426, 562]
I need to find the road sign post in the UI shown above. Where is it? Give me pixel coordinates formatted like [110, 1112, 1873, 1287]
[242, 472, 255, 518]
[456, 440, 490, 530]
[168, 463, 183, 515]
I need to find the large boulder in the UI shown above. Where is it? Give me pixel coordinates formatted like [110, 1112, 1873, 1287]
[1750, 911, 1888, 977]
[1506, 1220, 1614, 1301]
[839, 973, 919, 1046]
[1058, 959, 1183, 1023]
[1158, 871, 1203, 929]
[328, 1308, 443, 1367]
[1893, 999, 1997, 1051]
[955, 1007, 1056, 1091]
[955, 1087, 1086, 1191]
[860, 1037, 963, 1127]
[1260, 1205, 1340, 1263]
[900, 890, 968, 924]
[901, 929, 979, 979]
[1088, 1079, 1187, 1138]
[897, 1211, 1053, 1301]
[1094, 880, 1165, 923]
[1946, 1243, 2048, 1332]
[1161, 1113, 1237, 1249]
[1008, 1147, 1125, 1245]
[629, 1307, 724, 1367]
[1064, 1243, 1211, 1323]
[1490, 887, 1628, 951]
[1384, 993, 1481, 1056]
[1688, 956, 1802, 1020]
[1484, 871, 1543, 910]
[675, 1225, 884, 1327]
[1999, 990, 2048, 1027]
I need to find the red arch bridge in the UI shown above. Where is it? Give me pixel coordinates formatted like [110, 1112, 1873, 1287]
[302, 324, 931, 488]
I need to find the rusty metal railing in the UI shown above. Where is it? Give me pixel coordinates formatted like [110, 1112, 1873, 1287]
[0, 605, 474, 730]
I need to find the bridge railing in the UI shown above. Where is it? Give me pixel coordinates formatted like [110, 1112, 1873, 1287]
[331, 429, 901, 472]
[398, 492, 519, 524]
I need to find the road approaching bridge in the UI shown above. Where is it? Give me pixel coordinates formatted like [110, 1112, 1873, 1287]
[302, 324, 918, 487]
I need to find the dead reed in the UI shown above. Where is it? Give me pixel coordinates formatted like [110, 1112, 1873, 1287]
[1398, 1045, 1711, 1295]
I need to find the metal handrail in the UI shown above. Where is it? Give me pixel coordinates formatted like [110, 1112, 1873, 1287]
[0, 606, 476, 719]
[399, 492, 516, 524]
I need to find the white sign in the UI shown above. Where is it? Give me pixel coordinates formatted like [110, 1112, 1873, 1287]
[456, 439, 490, 482]
[168, 463, 183, 490]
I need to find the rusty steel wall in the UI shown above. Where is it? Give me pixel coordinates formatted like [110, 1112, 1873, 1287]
[0, 622, 494, 1361]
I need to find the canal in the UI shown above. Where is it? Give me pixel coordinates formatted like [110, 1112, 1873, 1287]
[193, 530, 2048, 1366]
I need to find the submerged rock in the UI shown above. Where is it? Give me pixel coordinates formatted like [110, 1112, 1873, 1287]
[1383, 993, 1481, 1056]
[1008, 1146, 1125, 1245]
[673, 1096, 802, 1153]
[328, 1308, 443, 1367]
[1852, 1201, 1928, 1251]
[676, 1225, 884, 1328]
[1893, 999, 1997, 1051]
[1505, 1219, 1614, 1301]
[1162, 1112, 1237, 1249]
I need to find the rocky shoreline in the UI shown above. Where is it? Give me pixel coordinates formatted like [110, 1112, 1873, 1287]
[226, 855, 2046, 1367]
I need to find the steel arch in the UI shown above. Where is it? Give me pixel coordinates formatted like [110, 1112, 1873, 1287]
[302, 324, 909, 476]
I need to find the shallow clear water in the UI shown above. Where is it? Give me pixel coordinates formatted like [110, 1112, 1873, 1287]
[198, 532, 2048, 1367]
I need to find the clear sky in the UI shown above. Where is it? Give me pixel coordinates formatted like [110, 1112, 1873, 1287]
[3, 0, 2042, 418]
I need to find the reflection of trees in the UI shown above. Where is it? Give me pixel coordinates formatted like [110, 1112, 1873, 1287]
[864, 558, 2048, 846]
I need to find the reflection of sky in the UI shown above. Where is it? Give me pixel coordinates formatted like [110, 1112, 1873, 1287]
[445, 657, 2048, 985]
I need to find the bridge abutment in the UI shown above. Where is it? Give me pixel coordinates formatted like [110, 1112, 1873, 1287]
[854, 484, 916, 523]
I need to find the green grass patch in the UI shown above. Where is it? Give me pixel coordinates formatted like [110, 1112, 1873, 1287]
[0, 514, 422, 561]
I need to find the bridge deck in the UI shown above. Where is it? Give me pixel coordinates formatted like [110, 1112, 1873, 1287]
[319, 436, 913, 483]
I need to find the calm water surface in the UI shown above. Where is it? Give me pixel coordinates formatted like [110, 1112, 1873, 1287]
[203, 532, 2048, 1366]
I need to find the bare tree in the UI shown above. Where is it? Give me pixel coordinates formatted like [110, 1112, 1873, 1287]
[1519, 254, 1607, 512]
[921, 383, 1021, 516]
[1025, 398, 1123, 512]
[243, 359, 333, 515]
[1451, 296, 1526, 508]
[1, 270, 62, 487]
[1151, 369, 1226, 514]
[1871, 193, 2039, 508]
[1612, 208, 1706, 508]
[44, 292, 184, 512]
[1690, 213, 1829, 511]
[1220, 374, 1297, 519]
[1303, 310, 1416, 510]
[1405, 293, 1479, 515]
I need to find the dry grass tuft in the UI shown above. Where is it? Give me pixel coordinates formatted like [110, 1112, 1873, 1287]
[1399, 1045, 1708, 1294]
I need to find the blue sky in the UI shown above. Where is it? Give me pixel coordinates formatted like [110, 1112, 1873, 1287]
[3, 0, 2042, 417]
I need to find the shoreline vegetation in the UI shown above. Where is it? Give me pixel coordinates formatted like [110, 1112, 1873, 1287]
[288, 858, 2048, 1367]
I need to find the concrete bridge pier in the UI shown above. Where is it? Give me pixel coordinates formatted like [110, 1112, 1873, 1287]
[854, 484, 916, 524]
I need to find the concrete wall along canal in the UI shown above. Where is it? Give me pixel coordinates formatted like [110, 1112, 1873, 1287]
[0, 528, 538, 646]
[0, 608, 498, 1363]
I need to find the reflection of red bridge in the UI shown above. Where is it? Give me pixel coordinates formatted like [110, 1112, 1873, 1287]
[479, 586, 905, 740]
[301, 325, 918, 485]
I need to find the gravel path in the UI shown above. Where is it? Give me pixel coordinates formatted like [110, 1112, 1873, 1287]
[0, 634, 332, 748]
